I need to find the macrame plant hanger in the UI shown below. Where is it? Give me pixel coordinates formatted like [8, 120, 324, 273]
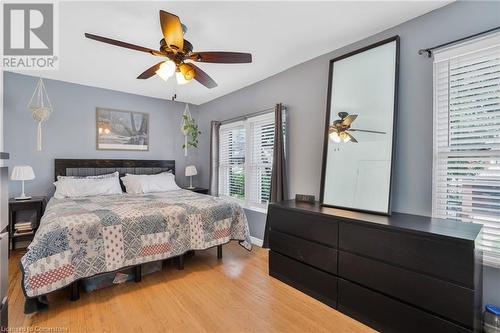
[180, 104, 192, 156]
[28, 78, 53, 151]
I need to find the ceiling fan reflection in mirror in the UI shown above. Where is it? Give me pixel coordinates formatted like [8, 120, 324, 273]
[84, 10, 252, 89]
[328, 112, 386, 143]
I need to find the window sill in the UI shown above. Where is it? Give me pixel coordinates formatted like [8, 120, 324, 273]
[219, 196, 268, 214]
[244, 206, 268, 214]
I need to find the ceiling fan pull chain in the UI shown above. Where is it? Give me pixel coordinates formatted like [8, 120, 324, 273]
[171, 80, 177, 101]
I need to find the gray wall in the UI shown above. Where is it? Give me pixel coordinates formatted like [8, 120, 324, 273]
[4, 72, 199, 196]
[196, 1, 500, 305]
[197, 0, 500, 236]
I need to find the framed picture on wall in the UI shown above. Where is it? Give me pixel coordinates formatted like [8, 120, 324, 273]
[320, 36, 399, 215]
[96, 107, 149, 151]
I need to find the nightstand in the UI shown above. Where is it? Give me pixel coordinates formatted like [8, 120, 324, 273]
[9, 196, 46, 252]
[183, 187, 209, 194]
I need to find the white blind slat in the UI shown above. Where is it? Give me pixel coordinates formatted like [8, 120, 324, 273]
[248, 113, 275, 207]
[219, 124, 246, 200]
[432, 32, 500, 268]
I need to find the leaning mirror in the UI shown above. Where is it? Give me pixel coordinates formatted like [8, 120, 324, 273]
[320, 36, 399, 215]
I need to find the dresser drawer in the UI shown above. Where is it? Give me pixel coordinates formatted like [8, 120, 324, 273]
[338, 279, 470, 333]
[339, 222, 475, 288]
[338, 251, 475, 329]
[269, 251, 337, 307]
[270, 230, 337, 274]
[268, 205, 338, 247]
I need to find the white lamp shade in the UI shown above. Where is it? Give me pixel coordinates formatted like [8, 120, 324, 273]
[155, 60, 176, 81]
[176, 71, 190, 85]
[185, 165, 197, 177]
[11, 165, 35, 181]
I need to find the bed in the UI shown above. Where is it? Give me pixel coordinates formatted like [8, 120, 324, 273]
[20, 159, 251, 313]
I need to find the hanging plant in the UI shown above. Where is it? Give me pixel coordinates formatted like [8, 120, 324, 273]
[181, 114, 201, 149]
[180, 104, 201, 156]
[28, 78, 53, 151]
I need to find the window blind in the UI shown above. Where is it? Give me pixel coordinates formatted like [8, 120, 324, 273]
[432, 32, 500, 267]
[218, 110, 284, 212]
[247, 112, 275, 209]
[219, 122, 246, 200]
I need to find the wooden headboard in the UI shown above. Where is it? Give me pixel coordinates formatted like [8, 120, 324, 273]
[54, 159, 175, 181]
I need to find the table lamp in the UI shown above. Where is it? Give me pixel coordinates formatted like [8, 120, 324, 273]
[11, 165, 35, 200]
[185, 165, 197, 189]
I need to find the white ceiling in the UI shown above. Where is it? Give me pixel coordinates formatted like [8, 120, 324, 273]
[15, 1, 450, 105]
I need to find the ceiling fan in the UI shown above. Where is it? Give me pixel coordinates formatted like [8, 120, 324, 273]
[84, 10, 252, 89]
[328, 112, 386, 143]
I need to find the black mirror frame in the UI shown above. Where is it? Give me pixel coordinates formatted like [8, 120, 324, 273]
[319, 35, 400, 216]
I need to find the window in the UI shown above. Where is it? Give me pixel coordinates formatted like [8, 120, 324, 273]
[432, 32, 500, 267]
[219, 111, 281, 211]
[219, 122, 246, 200]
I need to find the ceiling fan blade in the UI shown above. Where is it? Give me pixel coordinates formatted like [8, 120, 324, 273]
[160, 10, 184, 52]
[189, 52, 252, 63]
[137, 61, 165, 79]
[84, 33, 164, 56]
[190, 64, 217, 89]
[183, 39, 193, 54]
[350, 128, 386, 134]
[341, 114, 358, 126]
[346, 133, 358, 143]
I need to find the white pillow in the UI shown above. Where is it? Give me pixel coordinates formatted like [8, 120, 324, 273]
[121, 172, 180, 194]
[54, 172, 122, 199]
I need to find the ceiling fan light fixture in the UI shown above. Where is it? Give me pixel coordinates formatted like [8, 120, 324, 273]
[176, 71, 190, 85]
[179, 63, 196, 81]
[340, 132, 351, 143]
[156, 60, 176, 81]
[329, 131, 341, 143]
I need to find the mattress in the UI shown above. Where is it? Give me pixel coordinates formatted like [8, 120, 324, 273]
[20, 189, 251, 298]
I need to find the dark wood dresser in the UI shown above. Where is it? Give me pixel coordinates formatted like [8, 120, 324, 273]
[267, 200, 483, 333]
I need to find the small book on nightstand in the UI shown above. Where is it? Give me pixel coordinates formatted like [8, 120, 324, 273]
[13, 211, 36, 236]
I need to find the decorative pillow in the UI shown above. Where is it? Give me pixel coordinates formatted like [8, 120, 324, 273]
[121, 172, 180, 194]
[54, 171, 122, 199]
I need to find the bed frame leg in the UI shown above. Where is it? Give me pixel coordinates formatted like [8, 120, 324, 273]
[134, 265, 142, 282]
[69, 281, 80, 301]
[177, 254, 184, 270]
[217, 245, 223, 260]
[162, 259, 168, 270]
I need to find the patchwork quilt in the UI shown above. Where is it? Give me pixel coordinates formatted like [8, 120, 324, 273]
[20, 190, 251, 298]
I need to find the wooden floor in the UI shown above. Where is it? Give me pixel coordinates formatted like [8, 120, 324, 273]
[8, 243, 374, 333]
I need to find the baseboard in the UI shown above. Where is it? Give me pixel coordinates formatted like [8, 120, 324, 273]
[250, 236, 263, 247]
